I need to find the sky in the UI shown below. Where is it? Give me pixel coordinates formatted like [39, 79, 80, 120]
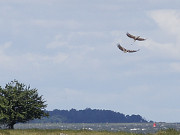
[0, 0, 180, 122]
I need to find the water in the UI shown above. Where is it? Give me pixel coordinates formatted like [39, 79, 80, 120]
[14, 123, 180, 134]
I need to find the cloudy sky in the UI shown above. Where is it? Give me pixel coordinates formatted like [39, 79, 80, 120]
[0, 0, 180, 122]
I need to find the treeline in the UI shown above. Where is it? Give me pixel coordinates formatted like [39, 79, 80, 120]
[31, 108, 148, 123]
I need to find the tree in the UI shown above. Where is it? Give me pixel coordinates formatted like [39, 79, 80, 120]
[0, 80, 48, 129]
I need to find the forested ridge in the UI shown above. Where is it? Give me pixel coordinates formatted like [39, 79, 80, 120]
[31, 108, 148, 123]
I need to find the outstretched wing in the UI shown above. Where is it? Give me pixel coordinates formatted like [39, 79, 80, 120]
[126, 32, 136, 39]
[117, 44, 125, 51]
[127, 32, 146, 41]
[127, 49, 140, 53]
[136, 37, 146, 41]
[117, 44, 139, 53]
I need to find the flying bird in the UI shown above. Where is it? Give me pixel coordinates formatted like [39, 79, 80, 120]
[126, 32, 146, 42]
[117, 44, 140, 53]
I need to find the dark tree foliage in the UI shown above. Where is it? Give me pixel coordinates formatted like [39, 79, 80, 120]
[0, 80, 48, 129]
[31, 108, 147, 123]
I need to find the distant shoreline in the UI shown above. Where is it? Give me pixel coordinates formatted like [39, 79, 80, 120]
[14, 122, 180, 134]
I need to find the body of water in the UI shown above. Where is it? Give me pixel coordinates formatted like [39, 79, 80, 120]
[14, 123, 180, 134]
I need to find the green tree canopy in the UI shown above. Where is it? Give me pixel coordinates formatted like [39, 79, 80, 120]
[0, 80, 48, 129]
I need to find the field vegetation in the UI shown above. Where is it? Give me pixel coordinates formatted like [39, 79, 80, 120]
[0, 129, 179, 135]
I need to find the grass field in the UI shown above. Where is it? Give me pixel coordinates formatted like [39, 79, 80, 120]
[0, 129, 179, 135]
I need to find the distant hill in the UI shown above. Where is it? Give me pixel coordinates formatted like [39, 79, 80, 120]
[30, 108, 148, 123]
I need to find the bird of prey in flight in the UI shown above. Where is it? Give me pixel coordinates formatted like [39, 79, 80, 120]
[117, 43, 140, 53]
[126, 32, 146, 42]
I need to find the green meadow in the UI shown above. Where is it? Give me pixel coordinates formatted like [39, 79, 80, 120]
[0, 129, 179, 135]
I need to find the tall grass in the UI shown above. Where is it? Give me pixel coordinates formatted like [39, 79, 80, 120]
[0, 129, 179, 135]
[0, 129, 141, 135]
[153, 128, 180, 135]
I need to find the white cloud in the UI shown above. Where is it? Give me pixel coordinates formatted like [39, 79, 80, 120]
[144, 10, 180, 58]
[50, 53, 69, 63]
[25, 52, 68, 65]
[46, 41, 68, 49]
[150, 10, 180, 35]
[0, 42, 13, 67]
[170, 62, 180, 72]
[142, 39, 179, 58]
[0, 0, 59, 5]
[0, 41, 12, 50]
[0, 41, 69, 71]
[0, 52, 11, 66]
[31, 19, 81, 29]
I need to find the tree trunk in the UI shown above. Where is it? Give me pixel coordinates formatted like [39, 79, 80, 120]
[8, 123, 15, 129]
